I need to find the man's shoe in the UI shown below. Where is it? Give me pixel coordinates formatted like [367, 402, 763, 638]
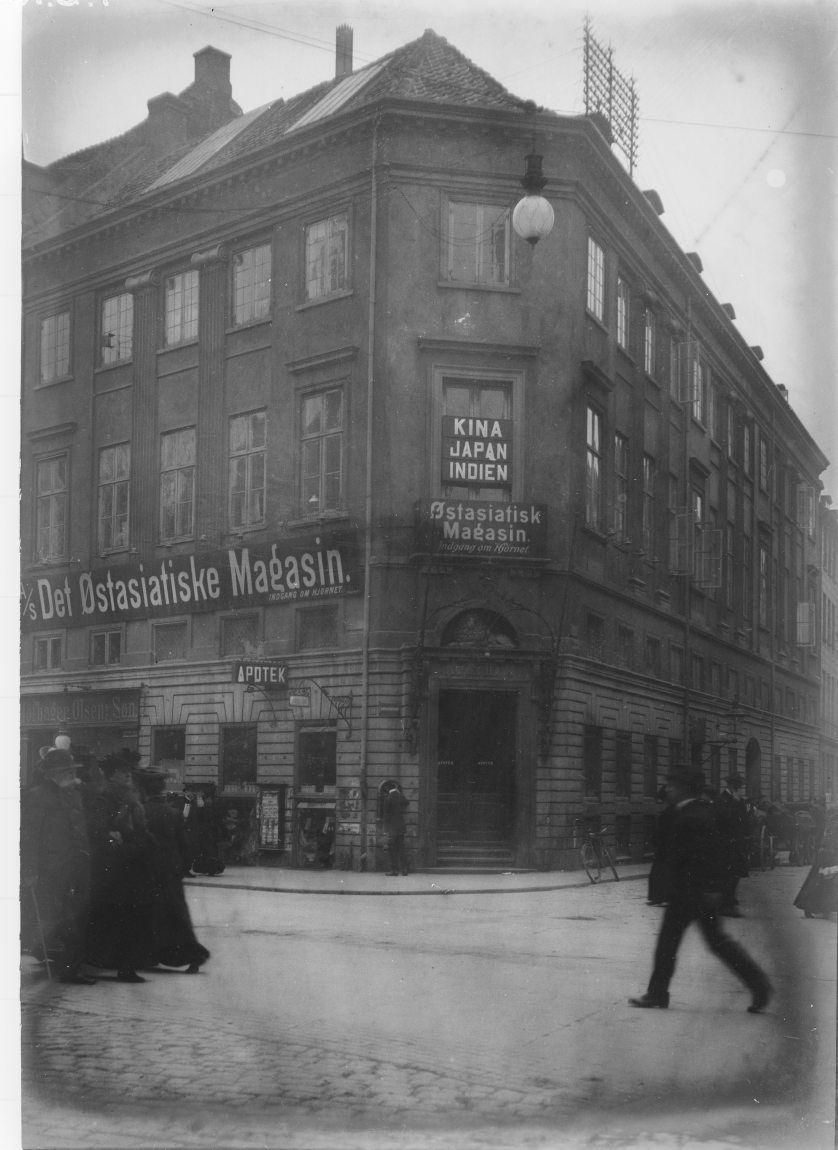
[629, 993, 669, 1009]
[748, 982, 773, 1013]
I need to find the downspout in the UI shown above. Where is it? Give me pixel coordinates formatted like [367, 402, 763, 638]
[359, 112, 380, 867]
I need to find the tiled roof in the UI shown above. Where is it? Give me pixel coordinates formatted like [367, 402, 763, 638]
[24, 29, 529, 244]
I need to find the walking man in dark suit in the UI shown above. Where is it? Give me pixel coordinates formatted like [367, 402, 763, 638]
[629, 767, 772, 1013]
[383, 785, 409, 876]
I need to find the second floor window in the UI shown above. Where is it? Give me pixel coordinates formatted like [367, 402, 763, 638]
[301, 389, 343, 514]
[446, 201, 510, 286]
[34, 634, 62, 671]
[229, 411, 266, 530]
[35, 455, 68, 562]
[642, 454, 656, 554]
[91, 629, 122, 666]
[233, 243, 271, 325]
[305, 213, 348, 300]
[97, 443, 130, 552]
[160, 427, 195, 541]
[643, 309, 655, 375]
[585, 405, 603, 531]
[165, 270, 199, 347]
[613, 433, 629, 540]
[40, 311, 70, 383]
[100, 293, 133, 365]
[586, 236, 604, 320]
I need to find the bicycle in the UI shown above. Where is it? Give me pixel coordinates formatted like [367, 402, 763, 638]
[578, 824, 620, 883]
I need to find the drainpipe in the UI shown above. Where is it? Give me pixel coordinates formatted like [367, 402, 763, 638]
[359, 112, 380, 867]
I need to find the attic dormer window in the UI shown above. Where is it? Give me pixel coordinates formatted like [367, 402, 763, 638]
[444, 200, 510, 287]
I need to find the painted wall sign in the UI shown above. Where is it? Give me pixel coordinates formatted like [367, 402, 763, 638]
[20, 529, 362, 631]
[441, 416, 512, 486]
[233, 661, 288, 689]
[426, 500, 547, 558]
[20, 689, 141, 728]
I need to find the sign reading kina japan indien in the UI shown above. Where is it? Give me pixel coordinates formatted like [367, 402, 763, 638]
[20, 531, 362, 631]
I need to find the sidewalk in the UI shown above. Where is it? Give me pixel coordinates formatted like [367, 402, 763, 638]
[183, 861, 652, 896]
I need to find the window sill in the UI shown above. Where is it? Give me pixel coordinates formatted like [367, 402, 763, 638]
[437, 279, 520, 295]
[295, 289, 353, 311]
[95, 360, 133, 373]
[226, 317, 272, 335]
[35, 375, 73, 390]
[157, 340, 199, 354]
[285, 512, 351, 531]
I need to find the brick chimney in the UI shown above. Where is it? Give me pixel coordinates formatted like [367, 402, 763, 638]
[146, 92, 191, 152]
[194, 46, 233, 98]
[336, 24, 353, 79]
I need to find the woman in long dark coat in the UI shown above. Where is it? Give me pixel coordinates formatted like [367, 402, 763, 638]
[136, 769, 210, 973]
[794, 815, 838, 919]
[84, 752, 155, 982]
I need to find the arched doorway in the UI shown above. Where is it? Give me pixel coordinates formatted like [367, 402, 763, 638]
[745, 738, 762, 798]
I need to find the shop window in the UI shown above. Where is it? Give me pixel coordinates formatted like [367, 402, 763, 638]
[583, 724, 602, 799]
[300, 388, 343, 515]
[160, 427, 195, 541]
[233, 243, 271, 326]
[91, 629, 122, 666]
[615, 815, 631, 857]
[221, 723, 258, 792]
[33, 634, 62, 671]
[164, 270, 199, 347]
[40, 310, 70, 383]
[305, 212, 348, 300]
[615, 730, 632, 797]
[298, 727, 337, 793]
[229, 410, 266, 530]
[152, 726, 186, 764]
[153, 620, 188, 662]
[221, 614, 260, 657]
[297, 605, 339, 650]
[100, 292, 133, 365]
[97, 443, 130, 553]
[709, 745, 721, 792]
[643, 734, 659, 797]
[444, 200, 510, 286]
[35, 454, 68, 562]
[669, 738, 682, 771]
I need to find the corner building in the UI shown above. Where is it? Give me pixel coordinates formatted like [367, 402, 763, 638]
[21, 31, 831, 869]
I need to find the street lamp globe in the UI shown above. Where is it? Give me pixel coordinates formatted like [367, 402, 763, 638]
[511, 152, 554, 246]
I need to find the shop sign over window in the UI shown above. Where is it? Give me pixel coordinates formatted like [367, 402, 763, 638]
[425, 500, 547, 559]
[441, 416, 512, 486]
[21, 528, 362, 631]
[20, 689, 141, 728]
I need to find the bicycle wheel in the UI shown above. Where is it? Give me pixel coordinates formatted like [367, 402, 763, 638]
[581, 841, 601, 883]
[602, 845, 619, 881]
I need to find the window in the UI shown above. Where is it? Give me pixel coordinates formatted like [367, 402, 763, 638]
[100, 292, 133, 365]
[586, 613, 605, 661]
[33, 634, 62, 671]
[164, 270, 199, 347]
[758, 541, 770, 627]
[153, 620, 188, 662]
[221, 614, 260, 657]
[297, 606, 339, 650]
[91, 629, 122, 666]
[617, 625, 634, 668]
[160, 427, 195, 541]
[306, 212, 349, 300]
[613, 433, 629, 540]
[668, 335, 680, 399]
[585, 405, 603, 531]
[671, 645, 685, 685]
[233, 243, 272, 325]
[644, 635, 662, 678]
[759, 436, 769, 491]
[35, 455, 68, 562]
[40, 311, 70, 383]
[446, 201, 510, 286]
[641, 454, 656, 555]
[229, 411, 266, 530]
[643, 735, 659, 797]
[586, 236, 605, 320]
[742, 422, 752, 475]
[742, 536, 753, 618]
[615, 730, 632, 797]
[643, 309, 655, 375]
[97, 443, 130, 552]
[441, 378, 512, 501]
[724, 523, 735, 609]
[616, 277, 630, 349]
[691, 653, 704, 692]
[298, 728, 337, 792]
[221, 724, 258, 792]
[152, 726, 186, 765]
[583, 724, 603, 799]
[301, 389, 343, 514]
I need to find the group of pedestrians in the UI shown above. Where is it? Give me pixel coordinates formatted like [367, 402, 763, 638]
[21, 741, 209, 985]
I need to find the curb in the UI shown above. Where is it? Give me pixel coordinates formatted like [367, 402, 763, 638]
[184, 871, 651, 897]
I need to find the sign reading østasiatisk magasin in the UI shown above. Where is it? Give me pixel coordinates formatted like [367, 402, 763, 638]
[20, 530, 362, 631]
[426, 500, 547, 558]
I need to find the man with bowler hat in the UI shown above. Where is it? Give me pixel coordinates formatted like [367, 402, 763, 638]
[629, 766, 771, 1013]
[383, 784, 409, 876]
[21, 744, 95, 983]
